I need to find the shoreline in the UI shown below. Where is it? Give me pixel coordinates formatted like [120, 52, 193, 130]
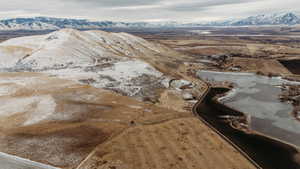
[193, 82, 300, 169]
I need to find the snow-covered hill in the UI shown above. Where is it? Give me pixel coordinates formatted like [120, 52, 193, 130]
[0, 29, 163, 69]
[0, 29, 171, 98]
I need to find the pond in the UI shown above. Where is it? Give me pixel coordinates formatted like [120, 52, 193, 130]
[197, 70, 300, 147]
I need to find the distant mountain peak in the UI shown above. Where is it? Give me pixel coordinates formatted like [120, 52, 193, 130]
[229, 12, 300, 26]
[0, 12, 299, 31]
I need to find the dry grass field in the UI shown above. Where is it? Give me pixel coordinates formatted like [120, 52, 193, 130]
[0, 72, 256, 169]
[2, 27, 299, 169]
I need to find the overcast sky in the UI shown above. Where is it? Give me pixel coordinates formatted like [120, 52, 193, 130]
[0, 0, 299, 22]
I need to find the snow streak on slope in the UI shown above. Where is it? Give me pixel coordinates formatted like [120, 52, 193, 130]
[0, 29, 169, 98]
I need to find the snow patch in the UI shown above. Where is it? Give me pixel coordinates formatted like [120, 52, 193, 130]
[98, 60, 162, 80]
[24, 95, 56, 125]
[0, 95, 57, 126]
[44, 60, 164, 97]
[0, 85, 17, 96]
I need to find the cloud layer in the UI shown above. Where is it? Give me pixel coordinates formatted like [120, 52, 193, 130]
[0, 0, 299, 22]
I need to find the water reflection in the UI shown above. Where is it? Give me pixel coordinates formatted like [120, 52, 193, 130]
[197, 70, 300, 147]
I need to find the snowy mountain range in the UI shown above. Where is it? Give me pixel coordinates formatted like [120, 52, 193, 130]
[226, 12, 300, 26]
[0, 17, 152, 30]
[0, 12, 299, 30]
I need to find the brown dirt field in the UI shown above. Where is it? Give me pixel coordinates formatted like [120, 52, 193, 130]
[230, 57, 291, 75]
[3, 29, 300, 169]
[157, 90, 191, 113]
[0, 72, 257, 169]
[78, 118, 256, 169]
[0, 122, 125, 169]
[0, 73, 191, 168]
[158, 36, 300, 60]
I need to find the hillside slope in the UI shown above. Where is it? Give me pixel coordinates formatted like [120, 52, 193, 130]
[0, 29, 164, 69]
[0, 72, 256, 169]
[0, 29, 257, 169]
[0, 29, 184, 100]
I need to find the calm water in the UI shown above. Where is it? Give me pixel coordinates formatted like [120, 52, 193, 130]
[197, 70, 300, 147]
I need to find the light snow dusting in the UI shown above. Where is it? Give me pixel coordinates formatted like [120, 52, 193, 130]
[98, 60, 162, 80]
[0, 28, 168, 97]
[0, 28, 170, 128]
[0, 95, 57, 126]
[0, 28, 172, 168]
[44, 59, 164, 97]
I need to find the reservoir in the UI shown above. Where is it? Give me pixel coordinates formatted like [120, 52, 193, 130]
[197, 70, 300, 147]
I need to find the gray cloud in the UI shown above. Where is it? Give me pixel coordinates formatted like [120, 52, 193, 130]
[63, 0, 162, 7]
[0, 0, 299, 22]
[165, 0, 259, 11]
